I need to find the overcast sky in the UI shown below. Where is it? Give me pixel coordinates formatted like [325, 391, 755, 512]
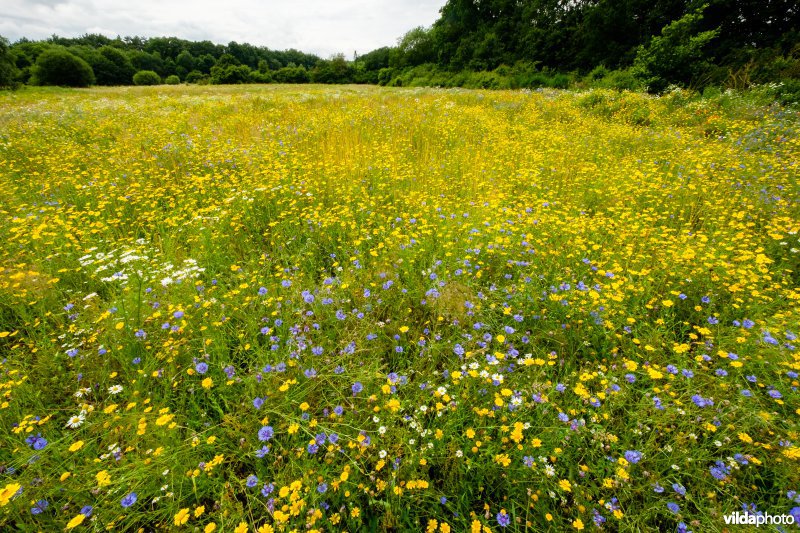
[1, 0, 447, 57]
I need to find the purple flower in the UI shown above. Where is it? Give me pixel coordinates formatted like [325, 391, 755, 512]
[173, 310, 184, 319]
[710, 461, 730, 480]
[253, 397, 264, 409]
[352, 382, 363, 395]
[261, 483, 274, 497]
[31, 499, 48, 515]
[317, 483, 327, 493]
[246, 475, 258, 487]
[66, 348, 78, 358]
[673, 483, 686, 496]
[497, 511, 511, 527]
[281, 279, 292, 288]
[80, 505, 93, 517]
[258, 287, 268, 296]
[691, 394, 712, 408]
[667, 502, 680, 514]
[120, 492, 137, 508]
[624, 450, 642, 464]
[258, 426, 274, 441]
[195, 362, 208, 374]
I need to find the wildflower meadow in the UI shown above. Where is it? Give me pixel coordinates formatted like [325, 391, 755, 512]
[0, 84, 799, 531]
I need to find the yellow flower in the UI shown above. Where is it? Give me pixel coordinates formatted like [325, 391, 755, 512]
[662, 299, 674, 307]
[573, 518, 585, 530]
[234, 523, 248, 533]
[257, 525, 274, 533]
[204, 523, 217, 533]
[69, 440, 84, 452]
[559, 479, 572, 492]
[201, 377, 213, 389]
[0, 483, 21, 506]
[195, 505, 205, 517]
[96, 470, 111, 487]
[174, 508, 190, 526]
[66, 513, 86, 529]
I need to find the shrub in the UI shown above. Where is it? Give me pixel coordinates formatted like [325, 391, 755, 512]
[209, 64, 252, 84]
[632, 10, 718, 93]
[31, 48, 95, 87]
[184, 70, 207, 84]
[132, 70, 160, 86]
[164, 74, 180, 85]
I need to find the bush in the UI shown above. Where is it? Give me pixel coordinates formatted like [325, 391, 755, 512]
[164, 74, 180, 85]
[132, 70, 160, 85]
[209, 64, 252, 84]
[632, 10, 718, 93]
[274, 66, 309, 84]
[250, 70, 273, 84]
[31, 48, 95, 87]
[184, 70, 208, 84]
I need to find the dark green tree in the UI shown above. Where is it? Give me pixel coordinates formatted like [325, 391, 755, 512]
[0, 36, 19, 88]
[92, 45, 136, 85]
[633, 9, 719, 92]
[31, 47, 95, 87]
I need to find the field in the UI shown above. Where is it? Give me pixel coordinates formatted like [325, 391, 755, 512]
[0, 84, 799, 531]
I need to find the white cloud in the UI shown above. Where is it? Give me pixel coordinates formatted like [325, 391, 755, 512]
[0, 0, 446, 57]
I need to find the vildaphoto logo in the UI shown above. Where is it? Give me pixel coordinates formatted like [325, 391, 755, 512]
[723, 511, 796, 527]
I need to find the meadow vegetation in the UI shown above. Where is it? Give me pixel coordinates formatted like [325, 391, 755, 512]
[0, 84, 799, 531]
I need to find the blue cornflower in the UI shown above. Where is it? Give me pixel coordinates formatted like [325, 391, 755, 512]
[31, 500, 48, 515]
[624, 450, 642, 464]
[120, 492, 137, 508]
[258, 426, 274, 441]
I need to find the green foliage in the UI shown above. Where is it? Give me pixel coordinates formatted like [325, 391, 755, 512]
[274, 65, 310, 84]
[132, 70, 161, 86]
[31, 47, 95, 87]
[93, 45, 136, 85]
[164, 74, 180, 85]
[184, 70, 208, 84]
[632, 10, 719, 93]
[0, 35, 19, 89]
[311, 55, 354, 84]
[209, 64, 251, 85]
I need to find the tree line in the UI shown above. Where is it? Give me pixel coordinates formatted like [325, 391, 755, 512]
[0, 0, 798, 97]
